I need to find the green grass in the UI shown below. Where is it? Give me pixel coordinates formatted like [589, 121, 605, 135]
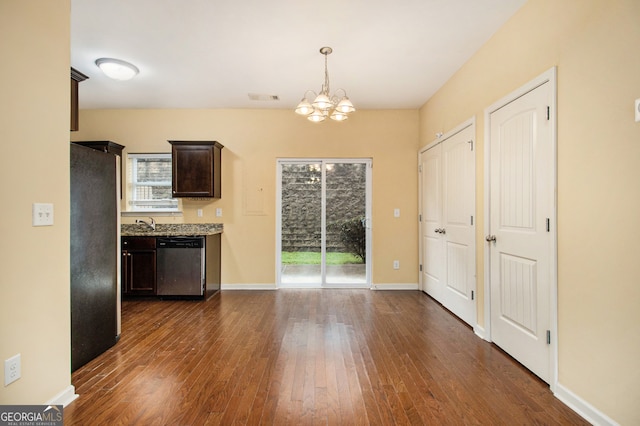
[281, 251, 363, 265]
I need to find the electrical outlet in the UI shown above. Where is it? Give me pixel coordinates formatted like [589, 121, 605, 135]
[197, 209, 203, 217]
[32, 203, 54, 226]
[393, 260, 400, 270]
[394, 208, 400, 218]
[216, 208, 222, 217]
[5, 354, 21, 386]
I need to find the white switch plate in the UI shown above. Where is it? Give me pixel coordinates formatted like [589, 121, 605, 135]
[32, 203, 54, 226]
[216, 208, 222, 217]
[394, 208, 400, 218]
[4, 354, 21, 386]
[635, 98, 640, 122]
[393, 260, 400, 270]
[197, 209, 203, 217]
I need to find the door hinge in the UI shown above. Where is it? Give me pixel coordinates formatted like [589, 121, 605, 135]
[546, 218, 550, 232]
[546, 106, 550, 120]
[419, 214, 422, 222]
[546, 330, 551, 345]
[471, 215, 474, 226]
[467, 140, 474, 151]
[471, 290, 474, 300]
[419, 264, 423, 272]
[419, 164, 422, 172]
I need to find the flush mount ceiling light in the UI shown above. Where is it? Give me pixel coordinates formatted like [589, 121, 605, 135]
[295, 47, 355, 123]
[95, 58, 139, 81]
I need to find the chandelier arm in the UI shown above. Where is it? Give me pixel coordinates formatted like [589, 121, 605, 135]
[333, 88, 347, 98]
[303, 89, 317, 101]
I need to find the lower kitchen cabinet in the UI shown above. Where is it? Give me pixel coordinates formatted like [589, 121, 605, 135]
[121, 233, 221, 299]
[122, 237, 156, 296]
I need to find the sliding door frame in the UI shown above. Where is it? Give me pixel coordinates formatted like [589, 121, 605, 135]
[276, 158, 372, 288]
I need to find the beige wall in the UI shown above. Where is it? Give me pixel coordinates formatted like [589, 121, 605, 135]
[419, 0, 640, 423]
[72, 109, 420, 286]
[0, 1, 72, 404]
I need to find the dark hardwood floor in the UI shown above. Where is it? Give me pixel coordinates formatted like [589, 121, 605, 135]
[64, 290, 587, 425]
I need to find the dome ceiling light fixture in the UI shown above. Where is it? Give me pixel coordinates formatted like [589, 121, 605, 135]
[295, 47, 355, 123]
[95, 58, 139, 81]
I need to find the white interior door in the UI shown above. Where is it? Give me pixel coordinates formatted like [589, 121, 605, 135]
[441, 125, 476, 326]
[488, 79, 554, 383]
[420, 146, 443, 300]
[420, 122, 476, 327]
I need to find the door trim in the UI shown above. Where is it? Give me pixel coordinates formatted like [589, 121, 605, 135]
[483, 67, 558, 391]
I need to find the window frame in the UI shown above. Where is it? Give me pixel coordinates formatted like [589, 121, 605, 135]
[126, 153, 180, 213]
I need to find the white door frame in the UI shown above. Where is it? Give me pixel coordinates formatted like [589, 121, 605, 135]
[276, 158, 373, 288]
[483, 67, 558, 391]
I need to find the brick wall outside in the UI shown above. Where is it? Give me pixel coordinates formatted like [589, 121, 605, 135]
[281, 163, 365, 252]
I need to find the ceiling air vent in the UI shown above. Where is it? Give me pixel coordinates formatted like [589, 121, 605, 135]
[248, 93, 279, 101]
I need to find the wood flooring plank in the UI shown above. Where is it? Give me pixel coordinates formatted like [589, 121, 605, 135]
[64, 290, 589, 425]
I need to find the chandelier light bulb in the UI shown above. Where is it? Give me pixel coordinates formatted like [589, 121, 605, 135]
[308, 110, 326, 122]
[295, 99, 314, 115]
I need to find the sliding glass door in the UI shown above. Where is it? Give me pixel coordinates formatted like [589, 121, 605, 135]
[277, 159, 371, 288]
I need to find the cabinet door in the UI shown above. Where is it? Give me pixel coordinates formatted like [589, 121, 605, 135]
[170, 141, 222, 198]
[123, 250, 156, 295]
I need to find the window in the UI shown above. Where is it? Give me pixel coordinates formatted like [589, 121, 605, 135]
[127, 153, 179, 211]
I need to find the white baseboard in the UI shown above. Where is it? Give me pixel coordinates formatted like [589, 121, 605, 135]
[46, 385, 78, 407]
[371, 283, 419, 290]
[221, 283, 277, 290]
[221, 283, 420, 291]
[473, 325, 487, 341]
[554, 382, 619, 426]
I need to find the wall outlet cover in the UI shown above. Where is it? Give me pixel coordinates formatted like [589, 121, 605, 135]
[4, 354, 21, 386]
[635, 98, 640, 122]
[32, 203, 54, 226]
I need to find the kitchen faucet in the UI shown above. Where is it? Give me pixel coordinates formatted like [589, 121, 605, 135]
[135, 217, 156, 231]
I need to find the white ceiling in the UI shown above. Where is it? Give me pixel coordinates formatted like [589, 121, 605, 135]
[71, 0, 526, 110]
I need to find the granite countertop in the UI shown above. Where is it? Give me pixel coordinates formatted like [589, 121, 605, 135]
[121, 223, 223, 236]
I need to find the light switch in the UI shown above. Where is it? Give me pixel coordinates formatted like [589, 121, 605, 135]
[32, 203, 54, 226]
[394, 208, 400, 218]
[216, 208, 222, 217]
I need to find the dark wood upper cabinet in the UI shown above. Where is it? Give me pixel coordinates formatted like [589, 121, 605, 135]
[168, 141, 223, 198]
[71, 68, 89, 131]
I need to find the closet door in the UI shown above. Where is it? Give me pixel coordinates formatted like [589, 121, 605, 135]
[441, 125, 476, 326]
[420, 145, 444, 301]
[420, 123, 476, 327]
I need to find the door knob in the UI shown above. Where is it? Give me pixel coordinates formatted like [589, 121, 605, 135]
[441, 228, 446, 235]
[485, 235, 496, 242]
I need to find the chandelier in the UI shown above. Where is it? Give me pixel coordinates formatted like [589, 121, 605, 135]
[295, 47, 355, 122]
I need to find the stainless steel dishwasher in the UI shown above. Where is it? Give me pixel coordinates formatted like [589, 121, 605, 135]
[156, 236, 205, 297]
